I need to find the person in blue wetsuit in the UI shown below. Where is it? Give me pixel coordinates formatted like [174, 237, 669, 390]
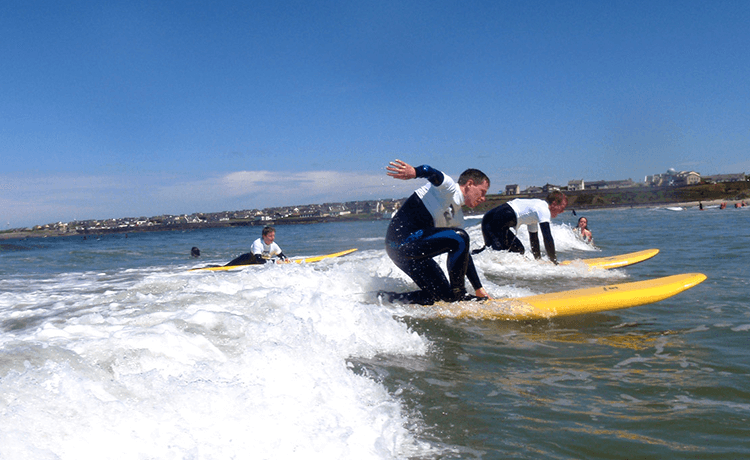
[475, 192, 568, 264]
[384, 159, 490, 304]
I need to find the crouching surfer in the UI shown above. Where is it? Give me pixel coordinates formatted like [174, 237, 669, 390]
[474, 191, 568, 264]
[226, 225, 288, 266]
[384, 159, 490, 305]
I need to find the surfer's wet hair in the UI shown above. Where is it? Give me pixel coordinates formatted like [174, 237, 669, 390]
[262, 226, 276, 237]
[546, 190, 568, 207]
[458, 169, 490, 187]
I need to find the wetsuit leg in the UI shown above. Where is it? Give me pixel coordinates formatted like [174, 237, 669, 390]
[386, 227, 471, 302]
[383, 289, 437, 305]
[225, 252, 261, 266]
[481, 204, 525, 254]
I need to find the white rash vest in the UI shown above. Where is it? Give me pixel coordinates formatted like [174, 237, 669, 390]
[414, 173, 465, 228]
[507, 198, 551, 233]
[250, 237, 283, 260]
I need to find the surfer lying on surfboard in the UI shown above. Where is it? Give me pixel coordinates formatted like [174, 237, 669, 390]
[225, 225, 288, 266]
[384, 159, 490, 305]
[473, 192, 568, 264]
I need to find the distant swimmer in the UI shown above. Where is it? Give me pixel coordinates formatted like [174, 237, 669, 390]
[574, 216, 593, 244]
[384, 159, 490, 304]
[475, 191, 568, 264]
[191, 247, 201, 258]
[225, 225, 287, 266]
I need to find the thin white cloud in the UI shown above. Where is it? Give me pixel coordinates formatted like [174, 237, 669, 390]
[156, 170, 417, 208]
[2, 169, 419, 228]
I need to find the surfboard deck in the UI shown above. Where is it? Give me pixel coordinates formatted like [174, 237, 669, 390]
[190, 248, 358, 271]
[560, 248, 660, 270]
[428, 273, 706, 320]
[294, 248, 358, 264]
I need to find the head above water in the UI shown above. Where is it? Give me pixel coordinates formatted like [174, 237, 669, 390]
[262, 226, 276, 244]
[262, 226, 276, 237]
[458, 169, 490, 209]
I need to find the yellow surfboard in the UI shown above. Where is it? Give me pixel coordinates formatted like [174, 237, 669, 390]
[560, 248, 660, 270]
[190, 248, 358, 271]
[431, 273, 706, 320]
[291, 248, 358, 264]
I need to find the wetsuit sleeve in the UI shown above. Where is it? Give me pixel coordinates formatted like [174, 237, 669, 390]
[269, 243, 286, 262]
[414, 165, 445, 187]
[540, 222, 557, 264]
[528, 231, 541, 259]
[466, 255, 483, 290]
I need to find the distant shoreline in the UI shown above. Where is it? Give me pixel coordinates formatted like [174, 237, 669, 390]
[0, 214, 372, 241]
[571, 198, 738, 212]
[2, 198, 745, 242]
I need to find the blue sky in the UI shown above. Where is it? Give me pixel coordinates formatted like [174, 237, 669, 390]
[2, 1, 749, 228]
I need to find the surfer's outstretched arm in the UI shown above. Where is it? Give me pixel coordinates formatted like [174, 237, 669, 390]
[466, 256, 490, 299]
[540, 222, 557, 264]
[386, 160, 416, 180]
[387, 160, 444, 186]
[529, 232, 541, 259]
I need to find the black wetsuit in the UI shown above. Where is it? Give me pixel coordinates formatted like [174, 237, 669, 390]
[385, 166, 483, 304]
[224, 252, 264, 266]
[479, 203, 525, 253]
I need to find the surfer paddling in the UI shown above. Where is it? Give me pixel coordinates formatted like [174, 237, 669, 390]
[475, 191, 568, 264]
[226, 225, 288, 266]
[384, 159, 490, 304]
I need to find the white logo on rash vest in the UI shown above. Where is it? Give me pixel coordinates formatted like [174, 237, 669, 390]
[444, 205, 457, 226]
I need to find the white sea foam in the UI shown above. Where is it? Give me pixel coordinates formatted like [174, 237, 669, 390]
[0, 253, 432, 459]
[465, 222, 623, 286]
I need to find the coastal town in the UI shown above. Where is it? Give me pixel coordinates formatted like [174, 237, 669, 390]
[25, 199, 403, 237]
[4, 169, 747, 239]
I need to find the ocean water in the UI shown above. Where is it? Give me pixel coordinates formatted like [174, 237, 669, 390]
[1, 205, 748, 459]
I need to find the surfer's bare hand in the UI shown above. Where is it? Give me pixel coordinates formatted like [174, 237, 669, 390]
[386, 159, 416, 180]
